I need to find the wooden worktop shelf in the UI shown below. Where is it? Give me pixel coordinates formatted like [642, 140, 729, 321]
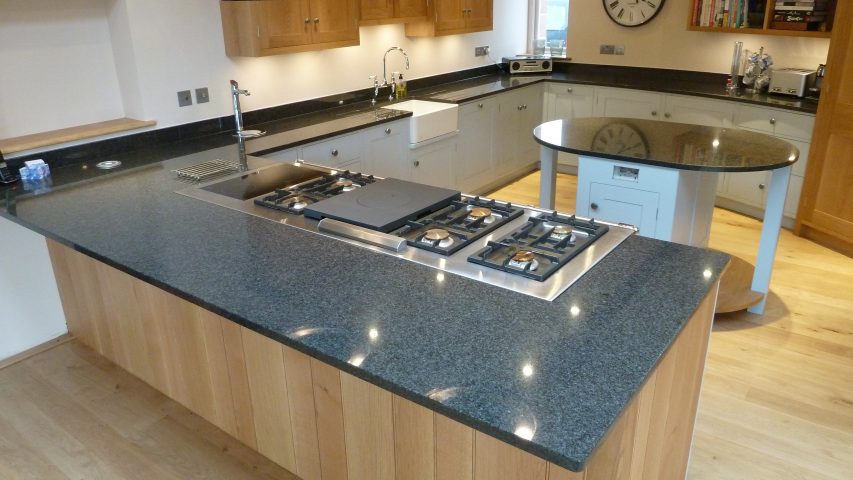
[0, 118, 156, 155]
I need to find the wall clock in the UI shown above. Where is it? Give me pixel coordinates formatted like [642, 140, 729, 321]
[602, 0, 665, 27]
[591, 122, 650, 159]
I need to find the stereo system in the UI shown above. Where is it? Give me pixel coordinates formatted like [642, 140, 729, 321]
[503, 55, 552, 74]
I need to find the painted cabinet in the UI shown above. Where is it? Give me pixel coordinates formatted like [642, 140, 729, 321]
[716, 104, 814, 222]
[663, 94, 735, 127]
[543, 83, 595, 168]
[364, 121, 408, 178]
[359, 0, 428, 25]
[494, 85, 543, 176]
[455, 98, 496, 192]
[408, 136, 455, 188]
[220, 0, 359, 57]
[594, 87, 663, 120]
[404, 0, 493, 37]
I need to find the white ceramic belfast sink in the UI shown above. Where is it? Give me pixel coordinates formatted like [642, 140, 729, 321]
[383, 100, 459, 146]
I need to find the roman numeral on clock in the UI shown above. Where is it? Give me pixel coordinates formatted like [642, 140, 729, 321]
[609, 1, 620, 9]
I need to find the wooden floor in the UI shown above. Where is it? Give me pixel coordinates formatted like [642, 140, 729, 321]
[491, 172, 853, 480]
[0, 342, 298, 480]
[0, 170, 850, 479]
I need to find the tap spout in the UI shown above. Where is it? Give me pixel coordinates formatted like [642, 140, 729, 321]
[383, 47, 410, 85]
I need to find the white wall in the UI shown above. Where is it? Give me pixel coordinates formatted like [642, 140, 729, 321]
[0, 216, 67, 361]
[0, 0, 528, 141]
[566, 0, 830, 73]
[0, 0, 125, 138]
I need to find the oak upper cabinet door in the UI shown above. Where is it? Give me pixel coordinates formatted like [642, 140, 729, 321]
[465, 0, 492, 30]
[264, 0, 313, 49]
[396, 0, 428, 18]
[310, 0, 359, 44]
[360, 0, 395, 21]
[663, 94, 734, 127]
[435, 0, 467, 32]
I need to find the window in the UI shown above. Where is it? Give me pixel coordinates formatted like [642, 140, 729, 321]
[529, 0, 570, 57]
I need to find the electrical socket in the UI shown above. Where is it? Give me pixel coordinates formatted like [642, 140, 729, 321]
[614, 45, 625, 55]
[599, 45, 615, 55]
[195, 87, 210, 104]
[475, 45, 490, 57]
[177, 90, 192, 107]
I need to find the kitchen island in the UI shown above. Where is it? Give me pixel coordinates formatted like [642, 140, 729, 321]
[1, 136, 728, 479]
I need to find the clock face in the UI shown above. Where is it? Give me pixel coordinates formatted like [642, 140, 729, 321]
[591, 123, 650, 159]
[602, 0, 665, 27]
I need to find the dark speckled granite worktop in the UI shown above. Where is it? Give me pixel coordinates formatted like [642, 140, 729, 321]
[1, 137, 729, 471]
[0, 62, 747, 472]
[535, 117, 800, 172]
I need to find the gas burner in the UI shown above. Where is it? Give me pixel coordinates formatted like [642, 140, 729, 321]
[288, 196, 309, 211]
[334, 179, 359, 192]
[509, 250, 539, 271]
[549, 224, 574, 241]
[468, 207, 493, 222]
[421, 228, 454, 248]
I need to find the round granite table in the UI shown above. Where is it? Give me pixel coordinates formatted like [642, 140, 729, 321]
[534, 117, 799, 314]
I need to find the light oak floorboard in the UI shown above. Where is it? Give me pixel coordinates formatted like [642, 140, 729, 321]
[0, 342, 298, 480]
[490, 171, 853, 480]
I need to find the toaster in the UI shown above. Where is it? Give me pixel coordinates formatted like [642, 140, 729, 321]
[769, 68, 817, 97]
[503, 55, 552, 74]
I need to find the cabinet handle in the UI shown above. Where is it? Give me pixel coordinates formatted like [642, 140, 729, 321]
[567, 87, 573, 93]
[769, 118, 776, 125]
[651, 110, 658, 117]
[478, 103, 484, 108]
[517, 105, 523, 111]
[664, 112, 671, 118]
[314, 18, 320, 23]
[591, 202, 599, 210]
[414, 160, 420, 167]
[331, 149, 339, 157]
[304, 18, 310, 24]
[759, 183, 765, 190]
[385, 127, 392, 135]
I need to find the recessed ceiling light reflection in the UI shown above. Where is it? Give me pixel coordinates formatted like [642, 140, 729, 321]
[570, 305, 581, 317]
[369, 328, 379, 341]
[712, 139, 720, 148]
[348, 354, 365, 367]
[436, 272, 445, 283]
[522, 364, 534, 378]
[514, 424, 535, 441]
[789, 154, 796, 161]
[703, 269, 712, 279]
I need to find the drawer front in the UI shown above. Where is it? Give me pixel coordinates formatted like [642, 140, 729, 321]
[263, 147, 298, 163]
[734, 104, 815, 140]
[579, 155, 679, 192]
[300, 133, 364, 168]
[783, 138, 810, 177]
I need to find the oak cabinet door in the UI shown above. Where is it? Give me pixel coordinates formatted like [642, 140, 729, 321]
[465, 0, 492, 29]
[361, 0, 394, 21]
[435, 0, 466, 32]
[396, 0, 427, 18]
[263, 0, 312, 49]
[310, 0, 359, 44]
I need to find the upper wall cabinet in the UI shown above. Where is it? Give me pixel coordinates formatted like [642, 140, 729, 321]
[405, 0, 493, 37]
[220, 0, 359, 57]
[359, 0, 428, 26]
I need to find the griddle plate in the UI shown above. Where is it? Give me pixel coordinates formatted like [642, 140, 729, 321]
[303, 178, 461, 233]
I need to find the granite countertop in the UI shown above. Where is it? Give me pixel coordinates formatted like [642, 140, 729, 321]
[1, 135, 730, 471]
[411, 63, 820, 114]
[534, 117, 799, 172]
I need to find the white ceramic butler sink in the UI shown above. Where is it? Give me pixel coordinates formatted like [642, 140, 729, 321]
[384, 100, 458, 147]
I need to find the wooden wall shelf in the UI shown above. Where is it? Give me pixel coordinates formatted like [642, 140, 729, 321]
[687, 0, 836, 39]
[0, 118, 156, 155]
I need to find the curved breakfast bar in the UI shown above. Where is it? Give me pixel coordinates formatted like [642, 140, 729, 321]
[535, 117, 798, 314]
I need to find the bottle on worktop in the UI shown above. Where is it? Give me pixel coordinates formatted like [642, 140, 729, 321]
[396, 73, 407, 99]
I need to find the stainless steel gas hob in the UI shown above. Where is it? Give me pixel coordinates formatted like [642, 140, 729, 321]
[177, 158, 635, 301]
